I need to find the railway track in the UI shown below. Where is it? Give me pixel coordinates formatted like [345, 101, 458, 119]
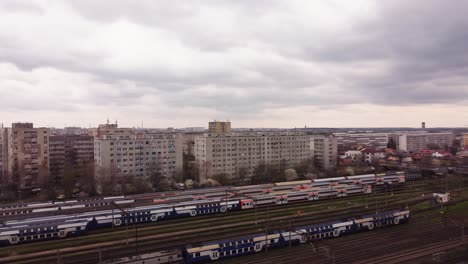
[2, 177, 467, 264]
[0, 196, 442, 264]
[224, 215, 468, 264]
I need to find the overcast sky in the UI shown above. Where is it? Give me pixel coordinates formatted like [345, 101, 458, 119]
[1, 0, 467, 128]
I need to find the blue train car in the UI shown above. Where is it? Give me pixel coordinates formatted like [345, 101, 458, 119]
[183, 233, 282, 263]
[174, 200, 240, 218]
[296, 219, 354, 241]
[353, 210, 410, 232]
[0, 220, 88, 246]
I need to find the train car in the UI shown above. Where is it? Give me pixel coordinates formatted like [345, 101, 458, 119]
[239, 199, 254, 210]
[355, 210, 410, 231]
[183, 233, 282, 263]
[274, 180, 312, 187]
[250, 195, 276, 206]
[345, 184, 372, 195]
[375, 174, 385, 185]
[297, 220, 352, 241]
[103, 250, 183, 264]
[285, 191, 309, 202]
[345, 174, 376, 185]
[0, 208, 36, 217]
[0, 220, 88, 246]
[174, 200, 239, 217]
[334, 184, 349, 197]
[279, 231, 307, 246]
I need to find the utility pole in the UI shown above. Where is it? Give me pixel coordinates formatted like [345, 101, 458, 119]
[265, 222, 269, 253]
[135, 224, 138, 255]
[98, 248, 102, 264]
[289, 218, 292, 248]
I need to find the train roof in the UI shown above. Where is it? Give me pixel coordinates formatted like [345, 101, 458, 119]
[185, 232, 275, 252]
[1, 219, 88, 231]
[274, 180, 312, 186]
[312, 177, 347, 182]
[346, 174, 376, 179]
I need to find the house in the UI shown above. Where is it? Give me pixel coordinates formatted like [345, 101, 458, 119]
[344, 150, 363, 163]
[361, 148, 386, 164]
[412, 149, 436, 160]
[432, 150, 451, 158]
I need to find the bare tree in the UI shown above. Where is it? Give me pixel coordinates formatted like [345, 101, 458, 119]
[62, 168, 76, 199]
[211, 173, 231, 185]
[235, 166, 249, 186]
[149, 161, 169, 191]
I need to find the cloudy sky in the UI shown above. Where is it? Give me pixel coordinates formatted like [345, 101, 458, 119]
[1, 0, 467, 128]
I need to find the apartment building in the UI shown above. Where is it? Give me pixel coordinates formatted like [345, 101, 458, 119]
[88, 122, 133, 137]
[94, 130, 183, 190]
[0, 141, 4, 183]
[463, 133, 468, 149]
[397, 132, 454, 152]
[333, 132, 388, 149]
[310, 135, 337, 170]
[0, 123, 49, 190]
[208, 121, 231, 134]
[194, 132, 312, 182]
[49, 135, 94, 185]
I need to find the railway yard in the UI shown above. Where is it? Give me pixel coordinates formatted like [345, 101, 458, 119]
[1, 172, 468, 264]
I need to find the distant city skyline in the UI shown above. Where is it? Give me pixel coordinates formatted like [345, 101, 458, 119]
[1, 1, 468, 128]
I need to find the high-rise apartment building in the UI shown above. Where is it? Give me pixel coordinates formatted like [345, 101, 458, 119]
[88, 122, 133, 137]
[94, 128, 183, 192]
[49, 135, 94, 185]
[194, 132, 311, 182]
[0, 123, 49, 190]
[310, 135, 337, 170]
[0, 141, 4, 183]
[208, 121, 231, 134]
[397, 132, 454, 152]
[333, 132, 388, 149]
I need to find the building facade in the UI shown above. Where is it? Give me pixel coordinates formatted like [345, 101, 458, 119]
[397, 132, 454, 152]
[361, 148, 386, 164]
[208, 121, 231, 134]
[94, 131, 183, 191]
[194, 132, 311, 182]
[89, 123, 133, 138]
[0, 123, 49, 190]
[333, 132, 388, 149]
[344, 150, 363, 162]
[310, 135, 337, 170]
[49, 135, 94, 186]
[0, 141, 4, 183]
[463, 133, 468, 149]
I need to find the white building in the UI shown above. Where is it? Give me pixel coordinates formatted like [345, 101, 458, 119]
[94, 130, 183, 191]
[194, 132, 312, 182]
[344, 150, 363, 162]
[361, 148, 386, 164]
[333, 132, 388, 149]
[396, 132, 454, 152]
[0, 123, 50, 190]
[310, 135, 337, 170]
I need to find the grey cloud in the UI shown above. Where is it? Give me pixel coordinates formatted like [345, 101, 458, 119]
[1, 0, 468, 125]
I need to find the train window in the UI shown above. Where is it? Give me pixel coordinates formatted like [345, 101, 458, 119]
[19, 237, 24, 241]
[195, 253, 200, 257]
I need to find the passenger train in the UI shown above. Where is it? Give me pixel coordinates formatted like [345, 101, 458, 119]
[104, 209, 410, 264]
[0, 172, 405, 246]
[183, 209, 410, 263]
